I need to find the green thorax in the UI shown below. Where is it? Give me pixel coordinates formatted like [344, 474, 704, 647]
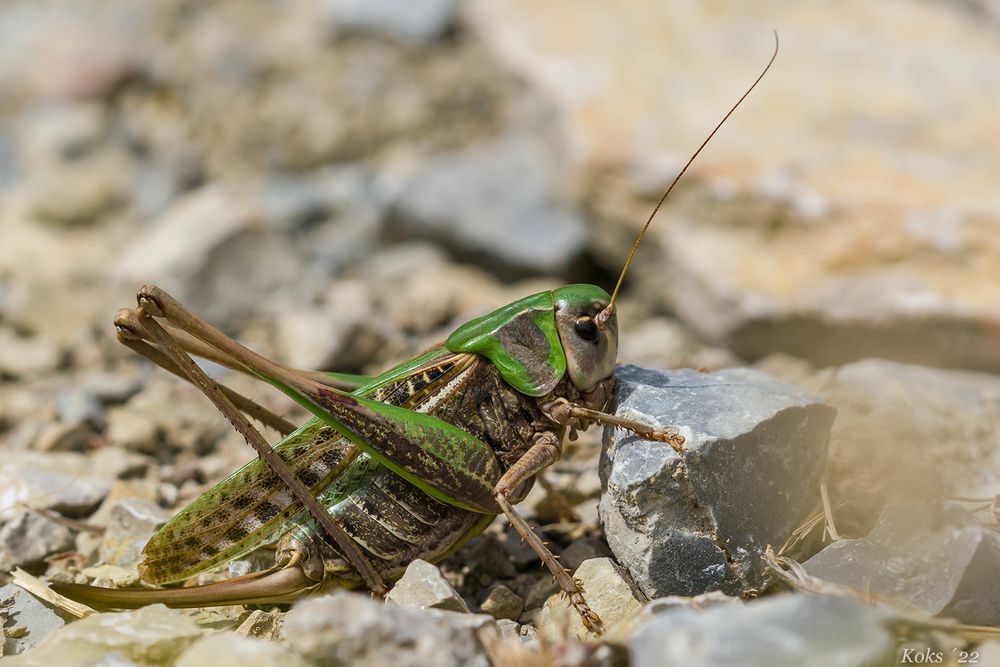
[445, 290, 565, 396]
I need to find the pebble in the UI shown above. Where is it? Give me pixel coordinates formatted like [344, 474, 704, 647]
[104, 406, 160, 454]
[235, 609, 284, 641]
[285, 590, 494, 667]
[389, 134, 588, 275]
[629, 593, 895, 667]
[0, 327, 61, 378]
[56, 387, 105, 430]
[479, 584, 524, 621]
[0, 584, 65, 656]
[97, 498, 172, 568]
[0, 510, 75, 571]
[325, 0, 459, 43]
[559, 537, 611, 572]
[0, 452, 112, 519]
[387, 559, 471, 613]
[175, 632, 308, 667]
[538, 558, 642, 640]
[2, 605, 203, 667]
[600, 365, 835, 599]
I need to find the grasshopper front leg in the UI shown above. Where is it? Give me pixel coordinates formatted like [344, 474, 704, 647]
[543, 398, 686, 452]
[493, 431, 603, 633]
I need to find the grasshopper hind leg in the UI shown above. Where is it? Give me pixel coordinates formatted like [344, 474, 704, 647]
[117, 284, 387, 596]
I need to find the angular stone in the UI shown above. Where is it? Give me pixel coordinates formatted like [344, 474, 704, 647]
[104, 407, 159, 454]
[0, 511, 75, 571]
[479, 584, 524, 621]
[816, 359, 1000, 531]
[112, 186, 299, 328]
[389, 134, 588, 275]
[285, 591, 493, 667]
[0, 327, 61, 378]
[470, 0, 1000, 373]
[98, 498, 172, 568]
[3, 605, 203, 667]
[600, 365, 834, 599]
[539, 557, 641, 639]
[325, 0, 459, 43]
[56, 387, 105, 429]
[387, 559, 471, 613]
[630, 594, 895, 667]
[235, 609, 284, 641]
[805, 503, 1000, 626]
[176, 633, 308, 667]
[0, 584, 65, 656]
[0, 452, 111, 519]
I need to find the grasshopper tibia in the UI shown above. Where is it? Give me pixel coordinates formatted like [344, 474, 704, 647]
[123, 284, 388, 597]
[493, 431, 604, 634]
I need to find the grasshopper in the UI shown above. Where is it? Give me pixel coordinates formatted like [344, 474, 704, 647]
[53, 37, 778, 631]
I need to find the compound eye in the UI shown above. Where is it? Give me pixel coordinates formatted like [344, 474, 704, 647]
[574, 317, 599, 342]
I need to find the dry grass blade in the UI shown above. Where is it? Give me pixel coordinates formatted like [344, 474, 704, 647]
[11, 567, 96, 619]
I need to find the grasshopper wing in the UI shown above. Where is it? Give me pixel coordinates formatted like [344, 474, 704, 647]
[140, 419, 358, 584]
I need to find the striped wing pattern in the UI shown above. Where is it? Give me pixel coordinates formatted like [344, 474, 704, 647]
[139, 351, 473, 584]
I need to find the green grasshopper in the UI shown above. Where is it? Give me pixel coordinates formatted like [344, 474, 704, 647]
[53, 37, 777, 631]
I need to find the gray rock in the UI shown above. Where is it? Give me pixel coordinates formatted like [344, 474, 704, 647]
[56, 387, 105, 430]
[0, 452, 111, 518]
[630, 593, 895, 667]
[104, 406, 159, 454]
[285, 590, 494, 667]
[0, 327, 61, 378]
[0, 510, 75, 571]
[805, 503, 1000, 625]
[80, 373, 144, 405]
[943, 526, 1000, 626]
[0, 584, 65, 656]
[176, 633, 308, 667]
[325, 0, 459, 43]
[600, 365, 835, 599]
[495, 618, 521, 640]
[387, 559, 471, 613]
[388, 134, 588, 275]
[560, 537, 611, 572]
[2, 605, 203, 667]
[817, 359, 1000, 531]
[479, 584, 523, 621]
[98, 498, 172, 568]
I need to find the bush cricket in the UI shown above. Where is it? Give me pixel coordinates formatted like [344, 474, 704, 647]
[52, 35, 778, 632]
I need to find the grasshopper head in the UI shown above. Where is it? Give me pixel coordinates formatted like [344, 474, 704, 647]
[553, 284, 618, 392]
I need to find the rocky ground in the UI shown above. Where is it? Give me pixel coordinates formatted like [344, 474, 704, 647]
[2, 1, 1000, 666]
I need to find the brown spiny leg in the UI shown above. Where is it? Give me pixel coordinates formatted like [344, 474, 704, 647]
[115, 309, 296, 437]
[118, 309, 359, 392]
[123, 284, 387, 596]
[543, 398, 685, 453]
[493, 431, 603, 633]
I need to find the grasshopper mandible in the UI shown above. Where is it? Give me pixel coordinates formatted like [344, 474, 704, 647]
[53, 36, 778, 631]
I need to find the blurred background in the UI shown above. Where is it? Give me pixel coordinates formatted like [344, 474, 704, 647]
[1, 0, 1000, 631]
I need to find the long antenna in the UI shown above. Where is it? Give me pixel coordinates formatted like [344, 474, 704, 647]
[596, 31, 779, 327]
